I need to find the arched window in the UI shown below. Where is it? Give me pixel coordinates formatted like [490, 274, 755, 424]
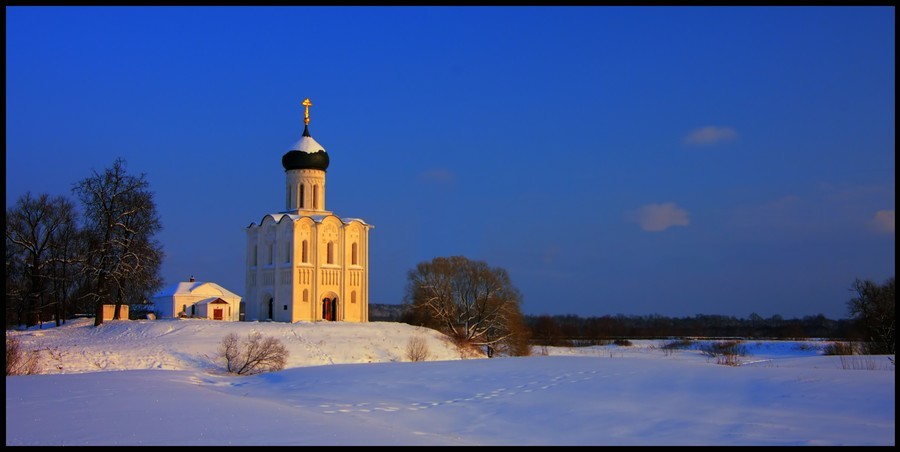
[284, 242, 291, 263]
[252, 245, 257, 266]
[351, 242, 358, 265]
[301, 240, 308, 263]
[299, 184, 305, 209]
[267, 243, 274, 265]
[303, 289, 308, 302]
[351, 291, 357, 304]
[313, 185, 319, 209]
[327, 241, 334, 264]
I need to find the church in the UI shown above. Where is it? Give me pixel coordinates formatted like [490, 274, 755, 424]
[244, 99, 373, 322]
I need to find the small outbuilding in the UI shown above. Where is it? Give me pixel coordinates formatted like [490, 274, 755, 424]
[151, 276, 242, 321]
[102, 304, 129, 321]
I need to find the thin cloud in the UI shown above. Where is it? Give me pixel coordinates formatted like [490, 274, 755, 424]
[628, 202, 690, 232]
[683, 126, 738, 146]
[871, 210, 894, 234]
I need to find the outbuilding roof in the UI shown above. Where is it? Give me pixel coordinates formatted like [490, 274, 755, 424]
[152, 281, 242, 299]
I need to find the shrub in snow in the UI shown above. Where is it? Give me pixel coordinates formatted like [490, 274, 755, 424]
[661, 338, 694, 350]
[218, 332, 288, 375]
[6, 335, 41, 376]
[700, 340, 747, 366]
[657, 338, 694, 356]
[405, 335, 430, 362]
[823, 341, 854, 355]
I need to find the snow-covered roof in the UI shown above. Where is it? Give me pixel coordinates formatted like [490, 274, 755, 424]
[152, 281, 242, 300]
[290, 134, 325, 154]
[341, 217, 371, 227]
[248, 213, 373, 228]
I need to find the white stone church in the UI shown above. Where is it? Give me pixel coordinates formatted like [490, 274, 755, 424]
[243, 99, 373, 322]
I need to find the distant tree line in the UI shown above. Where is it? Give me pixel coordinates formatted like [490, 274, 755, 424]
[524, 276, 893, 352]
[369, 305, 856, 342]
[6, 158, 164, 328]
[524, 313, 858, 345]
[375, 274, 895, 349]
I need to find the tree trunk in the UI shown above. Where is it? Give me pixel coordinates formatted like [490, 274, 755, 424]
[94, 299, 104, 326]
[113, 288, 123, 320]
[94, 272, 106, 327]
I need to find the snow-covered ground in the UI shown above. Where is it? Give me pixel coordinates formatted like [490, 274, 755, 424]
[5, 318, 895, 446]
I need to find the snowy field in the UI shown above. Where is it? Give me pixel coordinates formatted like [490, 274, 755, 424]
[5, 318, 895, 446]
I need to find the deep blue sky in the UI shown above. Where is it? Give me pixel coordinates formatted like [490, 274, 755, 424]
[6, 6, 895, 320]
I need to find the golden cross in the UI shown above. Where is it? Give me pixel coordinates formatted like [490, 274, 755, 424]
[302, 98, 313, 125]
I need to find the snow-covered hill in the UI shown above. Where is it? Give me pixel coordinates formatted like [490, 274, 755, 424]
[8, 318, 477, 375]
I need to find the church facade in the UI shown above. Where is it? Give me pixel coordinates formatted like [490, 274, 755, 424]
[244, 99, 373, 322]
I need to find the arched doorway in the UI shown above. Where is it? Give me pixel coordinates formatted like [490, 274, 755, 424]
[267, 298, 274, 320]
[322, 296, 339, 321]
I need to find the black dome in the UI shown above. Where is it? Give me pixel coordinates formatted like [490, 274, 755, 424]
[281, 125, 329, 171]
[282, 150, 330, 172]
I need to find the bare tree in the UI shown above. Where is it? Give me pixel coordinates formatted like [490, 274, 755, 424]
[46, 213, 82, 326]
[219, 332, 289, 375]
[497, 305, 531, 357]
[848, 277, 895, 355]
[5, 192, 79, 327]
[403, 256, 528, 356]
[6, 232, 27, 328]
[73, 158, 164, 326]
